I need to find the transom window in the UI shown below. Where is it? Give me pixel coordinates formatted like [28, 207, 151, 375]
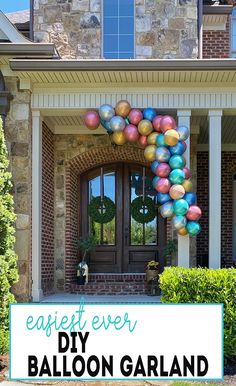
[103, 0, 135, 59]
[231, 8, 236, 57]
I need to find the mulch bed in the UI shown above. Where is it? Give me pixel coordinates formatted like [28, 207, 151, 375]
[0, 355, 8, 380]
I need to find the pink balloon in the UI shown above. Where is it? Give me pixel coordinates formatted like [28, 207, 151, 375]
[183, 167, 191, 179]
[153, 115, 163, 133]
[84, 111, 100, 130]
[186, 205, 202, 221]
[160, 115, 176, 133]
[156, 178, 171, 194]
[138, 135, 148, 147]
[124, 124, 140, 142]
[156, 163, 171, 178]
[128, 109, 143, 126]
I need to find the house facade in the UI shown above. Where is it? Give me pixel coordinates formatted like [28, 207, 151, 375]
[0, 0, 236, 301]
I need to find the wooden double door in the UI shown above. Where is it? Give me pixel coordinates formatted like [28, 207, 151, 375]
[81, 163, 165, 273]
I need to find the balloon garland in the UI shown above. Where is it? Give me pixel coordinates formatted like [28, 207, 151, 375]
[84, 101, 202, 237]
[88, 196, 116, 224]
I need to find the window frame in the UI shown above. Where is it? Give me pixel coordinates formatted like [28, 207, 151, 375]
[101, 0, 136, 59]
[230, 8, 236, 57]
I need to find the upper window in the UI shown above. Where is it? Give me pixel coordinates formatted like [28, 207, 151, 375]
[103, 0, 135, 59]
[231, 8, 236, 57]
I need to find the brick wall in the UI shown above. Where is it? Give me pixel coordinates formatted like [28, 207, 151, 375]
[197, 151, 235, 267]
[41, 122, 55, 294]
[203, 18, 230, 58]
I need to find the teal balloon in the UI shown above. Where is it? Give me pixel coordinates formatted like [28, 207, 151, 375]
[156, 134, 165, 146]
[160, 202, 173, 218]
[173, 199, 189, 216]
[152, 176, 160, 189]
[169, 169, 185, 184]
[172, 215, 187, 231]
[186, 221, 201, 236]
[169, 155, 186, 170]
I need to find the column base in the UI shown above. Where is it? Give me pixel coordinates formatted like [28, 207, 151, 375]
[32, 288, 43, 302]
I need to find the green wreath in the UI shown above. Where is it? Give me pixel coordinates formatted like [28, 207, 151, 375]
[88, 196, 116, 224]
[131, 196, 156, 224]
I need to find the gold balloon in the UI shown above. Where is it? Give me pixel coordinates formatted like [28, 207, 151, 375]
[178, 227, 188, 236]
[164, 129, 179, 146]
[144, 145, 157, 162]
[115, 100, 131, 117]
[182, 179, 193, 192]
[147, 132, 159, 145]
[138, 120, 153, 136]
[111, 131, 127, 146]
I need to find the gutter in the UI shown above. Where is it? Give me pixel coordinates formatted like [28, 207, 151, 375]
[203, 5, 233, 15]
[0, 43, 55, 57]
[9, 58, 236, 72]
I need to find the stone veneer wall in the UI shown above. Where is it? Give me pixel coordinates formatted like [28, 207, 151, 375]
[34, 0, 198, 59]
[41, 122, 55, 294]
[4, 77, 31, 302]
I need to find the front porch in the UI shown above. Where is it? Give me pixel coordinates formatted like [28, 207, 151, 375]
[3, 59, 236, 301]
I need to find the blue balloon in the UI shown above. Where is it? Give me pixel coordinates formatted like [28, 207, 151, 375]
[169, 155, 186, 170]
[151, 160, 159, 174]
[186, 221, 201, 236]
[169, 169, 185, 184]
[100, 119, 113, 134]
[143, 107, 157, 121]
[157, 193, 171, 205]
[169, 141, 186, 155]
[156, 133, 166, 147]
[152, 176, 160, 189]
[184, 192, 197, 206]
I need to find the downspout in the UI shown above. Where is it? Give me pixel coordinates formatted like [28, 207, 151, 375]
[198, 0, 203, 59]
[30, 0, 34, 41]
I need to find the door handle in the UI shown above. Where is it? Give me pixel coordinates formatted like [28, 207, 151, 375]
[124, 227, 129, 246]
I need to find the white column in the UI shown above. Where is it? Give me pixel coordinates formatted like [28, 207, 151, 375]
[177, 110, 191, 267]
[208, 110, 222, 269]
[31, 111, 43, 302]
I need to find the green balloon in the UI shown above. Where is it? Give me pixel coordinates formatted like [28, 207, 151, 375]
[169, 169, 185, 184]
[186, 221, 201, 236]
[173, 199, 189, 216]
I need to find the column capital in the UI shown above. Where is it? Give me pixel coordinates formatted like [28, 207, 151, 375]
[32, 110, 42, 118]
[177, 109, 191, 117]
[208, 109, 223, 117]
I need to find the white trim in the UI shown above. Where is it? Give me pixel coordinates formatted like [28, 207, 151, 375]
[203, 14, 228, 31]
[208, 109, 222, 269]
[31, 111, 43, 302]
[177, 110, 191, 268]
[0, 11, 31, 43]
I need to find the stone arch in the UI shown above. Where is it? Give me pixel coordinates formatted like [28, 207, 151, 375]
[64, 144, 148, 289]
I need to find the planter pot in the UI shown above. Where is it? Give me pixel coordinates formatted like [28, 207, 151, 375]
[77, 275, 86, 285]
[146, 269, 159, 283]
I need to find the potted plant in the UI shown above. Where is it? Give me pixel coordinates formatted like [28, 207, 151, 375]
[163, 239, 177, 268]
[77, 234, 97, 285]
[146, 260, 159, 283]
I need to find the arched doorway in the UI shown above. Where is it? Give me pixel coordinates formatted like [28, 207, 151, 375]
[81, 162, 166, 273]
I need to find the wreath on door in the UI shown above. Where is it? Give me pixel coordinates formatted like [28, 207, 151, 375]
[131, 196, 156, 224]
[88, 196, 116, 224]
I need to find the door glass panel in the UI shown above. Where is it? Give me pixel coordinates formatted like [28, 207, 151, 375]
[130, 170, 157, 246]
[89, 171, 116, 245]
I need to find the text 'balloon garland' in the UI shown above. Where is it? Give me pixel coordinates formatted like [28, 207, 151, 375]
[84, 101, 202, 237]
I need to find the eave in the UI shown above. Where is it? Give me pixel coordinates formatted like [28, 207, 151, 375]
[0, 43, 55, 57]
[203, 5, 233, 14]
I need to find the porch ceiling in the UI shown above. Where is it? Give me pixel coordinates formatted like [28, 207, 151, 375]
[195, 115, 236, 144]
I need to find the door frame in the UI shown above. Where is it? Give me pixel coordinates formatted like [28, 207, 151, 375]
[80, 162, 166, 273]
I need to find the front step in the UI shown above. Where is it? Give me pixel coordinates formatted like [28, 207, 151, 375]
[70, 273, 148, 295]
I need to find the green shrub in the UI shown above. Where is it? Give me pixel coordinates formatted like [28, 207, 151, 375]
[159, 267, 236, 362]
[0, 117, 18, 334]
[0, 329, 8, 355]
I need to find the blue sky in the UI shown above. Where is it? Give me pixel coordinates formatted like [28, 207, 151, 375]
[0, 0, 29, 13]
